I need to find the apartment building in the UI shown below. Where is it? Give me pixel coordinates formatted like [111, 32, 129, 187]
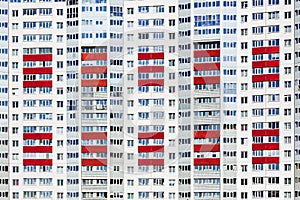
[0, 0, 299, 199]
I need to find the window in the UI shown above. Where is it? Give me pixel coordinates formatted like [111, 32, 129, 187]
[169, 73, 175, 80]
[127, 140, 133, 147]
[241, 15, 248, 23]
[12, 49, 18, 56]
[169, 19, 175, 26]
[169, 86, 175, 93]
[284, 11, 291, 19]
[127, 8, 133, 14]
[12, 36, 18, 43]
[57, 88, 63, 95]
[268, 0, 279, 5]
[12, 10, 18, 17]
[241, 1, 248, 9]
[57, 22, 63, 29]
[57, 61, 63, 68]
[57, 35, 63, 42]
[127, 48, 133, 55]
[57, 49, 63, 55]
[253, 0, 263, 6]
[57, 75, 63, 81]
[241, 42, 248, 49]
[285, 25, 291, 33]
[285, 53, 291, 60]
[169, 6, 175, 13]
[57, 9, 63, 15]
[169, 46, 175, 53]
[127, 34, 133, 41]
[169, 153, 175, 159]
[284, 39, 291, 47]
[268, 11, 279, 19]
[169, 33, 175, 40]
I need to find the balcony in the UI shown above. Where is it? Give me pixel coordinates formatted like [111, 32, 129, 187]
[194, 89, 220, 97]
[81, 92, 107, 98]
[194, 103, 220, 110]
[81, 105, 107, 111]
[194, 116, 220, 123]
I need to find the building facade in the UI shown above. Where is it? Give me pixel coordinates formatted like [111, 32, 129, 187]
[0, 0, 299, 199]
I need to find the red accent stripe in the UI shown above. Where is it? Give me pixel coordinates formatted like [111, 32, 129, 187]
[194, 131, 220, 139]
[23, 67, 52, 74]
[138, 79, 164, 86]
[194, 144, 220, 152]
[82, 159, 107, 166]
[252, 74, 279, 82]
[81, 146, 107, 153]
[138, 159, 164, 165]
[23, 81, 52, 88]
[23, 146, 52, 153]
[252, 143, 279, 151]
[252, 60, 280, 68]
[138, 132, 164, 139]
[23, 159, 52, 166]
[81, 67, 107, 74]
[194, 158, 220, 165]
[138, 146, 164, 152]
[138, 66, 164, 73]
[194, 63, 220, 71]
[81, 53, 107, 61]
[81, 80, 107, 87]
[23, 54, 52, 61]
[138, 53, 164, 60]
[194, 76, 220, 84]
[252, 129, 279, 136]
[252, 46, 280, 55]
[23, 133, 52, 140]
[81, 132, 107, 140]
[194, 50, 220, 57]
[252, 157, 279, 164]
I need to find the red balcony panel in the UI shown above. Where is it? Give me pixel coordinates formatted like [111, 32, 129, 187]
[23, 81, 52, 88]
[82, 159, 107, 166]
[252, 157, 279, 164]
[252, 129, 279, 136]
[252, 143, 279, 151]
[23, 54, 52, 61]
[81, 67, 107, 74]
[194, 76, 220, 85]
[194, 131, 220, 139]
[138, 53, 164, 60]
[23, 133, 52, 140]
[81, 53, 107, 61]
[138, 66, 164, 73]
[81, 80, 107, 87]
[252, 74, 279, 82]
[194, 158, 220, 166]
[138, 79, 164, 86]
[138, 159, 164, 165]
[138, 146, 164, 153]
[23, 159, 52, 166]
[252, 46, 280, 55]
[81, 146, 107, 153]
[194, 63, 220, 71]
[81, 132, 107, 140]
[138, 132, 164, 139]
[23, 146, 52, 153]
[252, 60, 280, 68]
[23, 67, 52, 74]
[194, 49, 220, 57]
[194, 144, 220, 152]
